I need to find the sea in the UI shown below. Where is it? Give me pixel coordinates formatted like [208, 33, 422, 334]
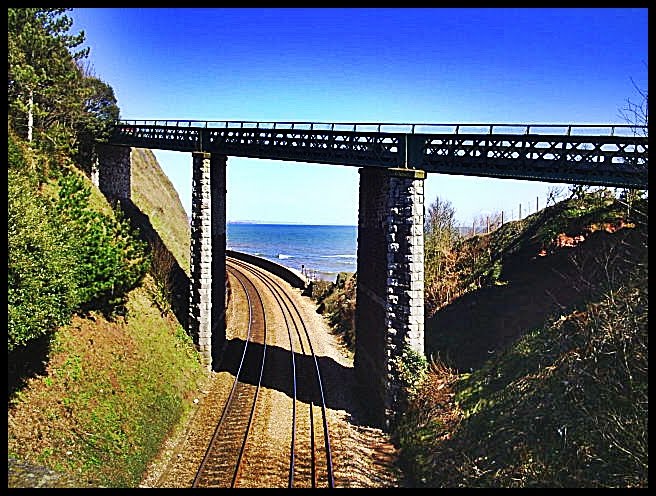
[227, 223, 357, 282]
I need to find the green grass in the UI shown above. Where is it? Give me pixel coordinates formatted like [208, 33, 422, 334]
[8, 146, 205, 488]
[130, 147, 191, 273]
[8, 281, 207, 487]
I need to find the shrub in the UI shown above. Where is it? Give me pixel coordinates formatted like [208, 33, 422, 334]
[8, 167, 78, 350]
[311, 272, 357, 350]
[53, 171, 150, 316]
[393, 344, 429, 399]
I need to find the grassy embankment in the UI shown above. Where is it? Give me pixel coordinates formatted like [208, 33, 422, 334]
[8, 147, 207, 487]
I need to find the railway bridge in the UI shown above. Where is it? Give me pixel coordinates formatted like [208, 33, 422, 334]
[98, 119, 647, 429]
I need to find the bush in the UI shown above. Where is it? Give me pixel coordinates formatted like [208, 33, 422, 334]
[8, 133, 28, 171]
[311, 272, 357, 350]
[54, 171, 150, 316]
[393, 345, 429, 400]
[8, 134, 151, 352]
[8, 168, 78, 350]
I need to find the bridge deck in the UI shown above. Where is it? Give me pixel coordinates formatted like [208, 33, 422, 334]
[109, 120, 648, 189]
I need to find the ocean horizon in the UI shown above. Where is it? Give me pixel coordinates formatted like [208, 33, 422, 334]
[228, 220, 357, 227]
[226, 222, 357, 282]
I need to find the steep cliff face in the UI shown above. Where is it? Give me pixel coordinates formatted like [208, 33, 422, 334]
[130, 147, 191, 273]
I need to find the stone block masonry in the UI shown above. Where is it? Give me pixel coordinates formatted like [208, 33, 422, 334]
[96, 141, 425, 422]
[211, 154, 227, 367]
[96, 146, 227, 371]
[189, 152, 212, 369]
[355, 167, 425, 430]
[189, 152, 228, 371]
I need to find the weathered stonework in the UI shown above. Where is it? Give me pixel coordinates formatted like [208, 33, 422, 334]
[95, 140, 425, 422]
[354, 167, 425, 430]
[189, 152, 213, 370]
[188, 152, 228, 371]
[96, 144, 131, 202]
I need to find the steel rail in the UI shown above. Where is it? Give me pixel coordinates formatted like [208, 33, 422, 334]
[229, 257, 335, 488]
[192, 263, 267, 488]
[227, 258, 305, 486]
[230, 258, 300, 487]
[229, 258, 331, 487]
[227, 258, 306, 487]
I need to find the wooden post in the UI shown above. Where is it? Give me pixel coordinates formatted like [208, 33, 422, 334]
[536, 196, 539, 212]
[501, 210, 504, 225]
[486, 216, 490, 234]
[519, 203, 522, 219]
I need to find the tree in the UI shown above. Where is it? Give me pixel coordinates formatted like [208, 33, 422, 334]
[617, 70, 648, 218]
[424, 197, 460, 316]
[75, 75, 121, 171]
[619, 71, 648, 136]
[424, 196, 459, 245]
[8, 8, 89, 146]
[8, 146, 79, 350]
[9, 8, 122, 181]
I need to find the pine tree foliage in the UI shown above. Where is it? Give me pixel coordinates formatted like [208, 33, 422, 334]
[8, 166, 78, 351]
[54, 172, 150, 315]
[7, 9, 148, 350]
[8, 8, 119, 161]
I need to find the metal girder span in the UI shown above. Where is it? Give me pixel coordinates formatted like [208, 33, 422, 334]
[109, 122, 648, 189]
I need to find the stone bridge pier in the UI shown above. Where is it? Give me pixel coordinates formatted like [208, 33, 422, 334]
[95, 144, 131, 202]
[354, 167, 425, 431]
[189, 152, 227, 370]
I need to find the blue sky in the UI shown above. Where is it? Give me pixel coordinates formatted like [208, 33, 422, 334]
[69, 8, 648, 226]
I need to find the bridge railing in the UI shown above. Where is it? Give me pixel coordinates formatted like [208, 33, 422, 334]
[115, 120, 647, 137]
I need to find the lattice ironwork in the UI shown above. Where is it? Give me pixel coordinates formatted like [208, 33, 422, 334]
[109, 120, 648, 189]
[411, 133, 648, 188]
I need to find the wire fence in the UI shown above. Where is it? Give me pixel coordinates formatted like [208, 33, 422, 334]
[456, 190, 567, 238]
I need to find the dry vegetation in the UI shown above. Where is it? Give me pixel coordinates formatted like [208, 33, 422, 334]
[313, 191, 648, 488]
[396, 193, 648, 487]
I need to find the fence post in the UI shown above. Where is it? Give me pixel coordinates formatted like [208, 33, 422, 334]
[519, 203, 522, 219]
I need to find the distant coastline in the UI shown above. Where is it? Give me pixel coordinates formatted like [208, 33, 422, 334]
[228, 220, 357, 227]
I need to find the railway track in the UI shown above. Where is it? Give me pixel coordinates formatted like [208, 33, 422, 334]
[192, 258, 334, 488]
[191, 263, 266, 487]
